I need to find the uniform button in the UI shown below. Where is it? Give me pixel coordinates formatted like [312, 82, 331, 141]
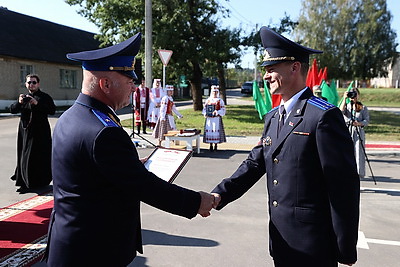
[273, 179, 278, 185]
[273, 158, 279, 163]
[272, 200, 278, 207]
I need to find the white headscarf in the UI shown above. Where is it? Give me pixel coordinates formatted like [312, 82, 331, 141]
[210, 85, 220, 98]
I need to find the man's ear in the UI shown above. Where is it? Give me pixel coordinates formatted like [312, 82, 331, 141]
[99, 77, 110, 94]
[292, 62, 301, 72]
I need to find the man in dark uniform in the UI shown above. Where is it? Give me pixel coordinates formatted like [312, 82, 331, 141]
[211, 27, 360, 267]
[44, 33, 215, 267]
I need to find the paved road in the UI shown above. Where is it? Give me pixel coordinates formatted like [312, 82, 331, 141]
[1, 89, 400, 266]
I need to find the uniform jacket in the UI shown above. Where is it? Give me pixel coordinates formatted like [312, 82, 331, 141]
[46, 93, 201, 267]
[212, 89, 360, 265]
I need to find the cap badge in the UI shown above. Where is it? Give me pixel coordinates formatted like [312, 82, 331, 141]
[263, 49, 296, 62]
[109, 58, 136, 71]
[263, 50, 272, 60]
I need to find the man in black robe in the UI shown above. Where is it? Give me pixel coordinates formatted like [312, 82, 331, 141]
[10, 74, 56, 192]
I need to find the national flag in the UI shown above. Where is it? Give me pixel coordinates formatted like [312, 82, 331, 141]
[321, 79, 339, 106]
[263, 80, 272, 111]
[253, 80, 268, 120]
[306, 58, 319, 88]
[272, 94, 282, 108]
[317, 68, 324, 85]
[320, 67, 328, 83]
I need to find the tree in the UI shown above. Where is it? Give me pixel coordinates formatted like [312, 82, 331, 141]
[296, 0, 398, 80]
[202, 27, 242, 104]
[65, 0, 242, 110]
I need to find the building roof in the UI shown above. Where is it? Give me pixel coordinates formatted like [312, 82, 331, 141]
[0, 7, 101, 65]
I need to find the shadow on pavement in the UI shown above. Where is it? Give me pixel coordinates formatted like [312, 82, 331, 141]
[194, 149, 249, 159]
[141, 229, 219, 247]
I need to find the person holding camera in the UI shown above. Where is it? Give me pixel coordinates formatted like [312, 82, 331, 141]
[340, 88, 370, 178]
[10, 74, 56, 192]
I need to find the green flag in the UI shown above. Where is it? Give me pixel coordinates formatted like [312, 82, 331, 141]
[253, 80, 268, 120]
[321, 79, 339, 106]
[338, 81, 354, 107]
[264, 80, 272, 111]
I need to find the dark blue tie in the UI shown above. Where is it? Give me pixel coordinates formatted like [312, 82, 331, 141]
[277, 105, 286, 136]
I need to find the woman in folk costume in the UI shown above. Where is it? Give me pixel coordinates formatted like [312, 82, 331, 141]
[147, 79, 166, 129]
[340, 88, 370, 178]
[202, 85, 226, 151]
[152, 85, 183, 146]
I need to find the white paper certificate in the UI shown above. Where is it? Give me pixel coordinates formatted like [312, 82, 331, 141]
[144, 147, 193, 183]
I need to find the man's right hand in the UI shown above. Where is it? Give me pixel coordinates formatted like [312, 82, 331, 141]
[197, 191, 215, 217]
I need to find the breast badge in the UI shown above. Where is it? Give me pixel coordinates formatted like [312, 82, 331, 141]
[262, 136, 272, 146]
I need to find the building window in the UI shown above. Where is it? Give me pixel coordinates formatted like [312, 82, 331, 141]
[60, 69, 77, 89]
[20, 65, 34, 86]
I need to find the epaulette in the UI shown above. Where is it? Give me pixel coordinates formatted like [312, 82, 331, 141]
[307, 96, 334, 110]
[92, 109, 119, 127]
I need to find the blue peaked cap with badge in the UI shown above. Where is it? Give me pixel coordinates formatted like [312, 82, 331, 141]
[67, 33, 141, 79]
[260, 27, 322, 67]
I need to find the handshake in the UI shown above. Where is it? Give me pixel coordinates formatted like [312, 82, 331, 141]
[197, 192, 221, 217]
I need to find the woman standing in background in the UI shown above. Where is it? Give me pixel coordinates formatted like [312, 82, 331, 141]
[152, 85, 183, 146]
[147, 79, 165, 130]
[202, 85, 226, 151]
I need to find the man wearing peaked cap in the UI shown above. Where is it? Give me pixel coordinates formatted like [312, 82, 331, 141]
[44, 34, 216, 267]
[211, 27, 360, 266]
[260, 26, 323, 67]
[67, 33, 141, 79]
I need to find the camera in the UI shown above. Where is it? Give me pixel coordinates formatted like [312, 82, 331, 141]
[347, 90, 357, 99]
[22, 95, 32, 103]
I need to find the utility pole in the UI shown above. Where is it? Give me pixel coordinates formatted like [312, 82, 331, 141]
[145, 0, 152, 89]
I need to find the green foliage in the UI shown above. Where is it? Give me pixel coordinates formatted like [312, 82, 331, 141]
[297, 0, 398, 80]
[65, 0, 243, 110]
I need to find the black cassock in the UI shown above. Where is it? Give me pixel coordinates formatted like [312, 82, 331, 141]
[10, 89, 56, 188]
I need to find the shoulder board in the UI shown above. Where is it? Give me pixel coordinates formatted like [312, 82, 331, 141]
[307, 96, 335, 111]
[92, 109, 119, 127]
[267, 106, 279, 114]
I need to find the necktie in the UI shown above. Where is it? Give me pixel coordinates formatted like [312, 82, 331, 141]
[277, 105, 286, 136]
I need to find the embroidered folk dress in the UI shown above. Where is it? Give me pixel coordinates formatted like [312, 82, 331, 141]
[147, 86, 166, 127]
[202, 97, 226, 144]
[152, 95, 182, 141]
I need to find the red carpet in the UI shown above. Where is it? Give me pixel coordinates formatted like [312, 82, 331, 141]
[0, 193, 53, 266]
[366, 144, 400, 149]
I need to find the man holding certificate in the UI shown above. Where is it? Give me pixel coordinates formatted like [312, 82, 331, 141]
[43, 33, 215, 267]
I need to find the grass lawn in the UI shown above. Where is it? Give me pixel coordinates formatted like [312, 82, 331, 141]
[121, 87, 400, 141]
[122, 104, 400, 141]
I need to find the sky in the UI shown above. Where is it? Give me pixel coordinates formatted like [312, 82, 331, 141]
[1, 0, 399, 68]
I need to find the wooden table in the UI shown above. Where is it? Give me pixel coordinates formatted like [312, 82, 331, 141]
[164, 133, 201, 154]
